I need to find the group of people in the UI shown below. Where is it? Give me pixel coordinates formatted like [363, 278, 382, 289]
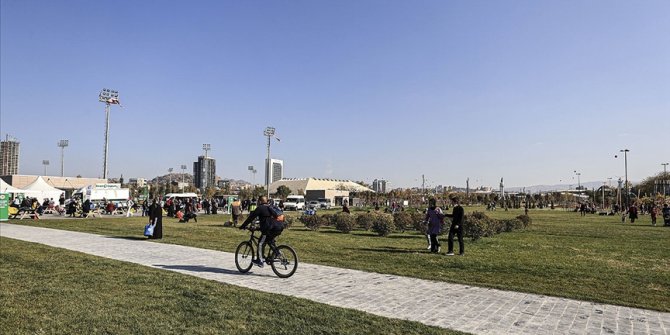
[424, 197, 465, 256]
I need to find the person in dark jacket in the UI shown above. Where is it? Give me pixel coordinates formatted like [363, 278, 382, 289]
[425, 198, 444, 253]
[239, 196, 279, 267]
[149, 198, 163, 239]
[445, 197, 465, 256]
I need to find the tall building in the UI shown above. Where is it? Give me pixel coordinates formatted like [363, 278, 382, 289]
[193, 156, 216, 191]
[265, 158, 283, 185]
[372, 179, 387, 193]
[0, 135, 20, 176]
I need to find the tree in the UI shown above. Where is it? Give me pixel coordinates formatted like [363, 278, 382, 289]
[275, 185, 292, 199]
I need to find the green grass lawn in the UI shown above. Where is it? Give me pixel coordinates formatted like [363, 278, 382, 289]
[6, 207, 670, 312]
[0, 238, 464, 335]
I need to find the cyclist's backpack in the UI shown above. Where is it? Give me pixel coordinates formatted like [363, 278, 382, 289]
[268, 205, 286, 233]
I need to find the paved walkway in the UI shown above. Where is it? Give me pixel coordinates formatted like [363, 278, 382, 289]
[1, 223, 668, 335]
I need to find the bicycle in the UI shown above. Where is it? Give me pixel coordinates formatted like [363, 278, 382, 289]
[235, 225, 298, 278]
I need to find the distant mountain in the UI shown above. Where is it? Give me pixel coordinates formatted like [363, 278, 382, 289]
[506, 181, 630, 193]
[150, 173, 193, 184]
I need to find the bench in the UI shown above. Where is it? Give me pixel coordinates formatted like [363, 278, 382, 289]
[10, 207, 40, 220]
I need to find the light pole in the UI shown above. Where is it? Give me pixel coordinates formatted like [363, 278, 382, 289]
[264, 127, 276, 198]
[617, 149, 629, 208]
[58, 139, 69, 177]
[42, 160, 49, 176]
[203, 144, 211, 158]
[99, 88, 120, 180]
[574, 170, 581, 190]
[248, 166, 254, 185]
[181, 165, 187, 191]
[168, 168, 173, 192]
[663, 163, 669, 196]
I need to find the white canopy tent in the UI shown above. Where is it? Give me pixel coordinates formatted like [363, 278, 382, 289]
[21, 176, 64, 201]
[0, 179, 23, 194]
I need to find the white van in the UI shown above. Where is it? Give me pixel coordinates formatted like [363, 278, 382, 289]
[283, 195, 305, 211]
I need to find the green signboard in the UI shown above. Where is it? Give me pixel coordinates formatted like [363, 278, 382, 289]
[0, 193, 9, 221]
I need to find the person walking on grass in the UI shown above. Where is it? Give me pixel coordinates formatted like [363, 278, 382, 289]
[445, 197, 465, 256]
[425, 198, 444, 253]
[149, 198, 163, 239]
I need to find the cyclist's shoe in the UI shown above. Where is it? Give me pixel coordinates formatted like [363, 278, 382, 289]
[252, 259, 264, 268]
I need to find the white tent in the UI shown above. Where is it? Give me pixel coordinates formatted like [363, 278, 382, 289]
[21, 176, 64, 201]
[0, 179, 23, 194]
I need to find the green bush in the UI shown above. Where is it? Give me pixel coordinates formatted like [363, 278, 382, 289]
[464, 212, 531, 241]
[332, 212, 356, 233]
[282, 215, 294, 229]
[463, 211, 496, 241]
[371, 213, 395, 237]
[393, 212, 412, 233]
[299, 215, 322, 231]
[320, 214, 334, 227]
[356, 212, 375, 231]
[516, 214, 532, 228]
[500, 218, 520, 232]
[410, 210, 427, 232]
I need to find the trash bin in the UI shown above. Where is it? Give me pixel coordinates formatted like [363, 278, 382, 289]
[0, 193, 9, 221]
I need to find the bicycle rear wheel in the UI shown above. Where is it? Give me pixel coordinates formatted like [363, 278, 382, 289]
[235, 241, 254, 273]
[269, 245, 298, 278]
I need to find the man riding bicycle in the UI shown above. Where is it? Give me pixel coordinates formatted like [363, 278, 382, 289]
[239, 196, 279, 268]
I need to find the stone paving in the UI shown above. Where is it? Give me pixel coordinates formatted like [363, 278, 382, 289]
[1, 223, 668, 335]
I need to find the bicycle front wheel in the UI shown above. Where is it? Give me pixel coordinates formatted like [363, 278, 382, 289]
[270, 245, 298, 278]
[235, 241, 254, 273]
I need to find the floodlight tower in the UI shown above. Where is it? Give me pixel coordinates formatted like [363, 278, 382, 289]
[264, 127, 277, 198]
[99, 88, 120, 180]
[615, 149, 630, 208]
[248, 166, 254, 185]
[662, 163, 669, 196]
[42, 160, 50, 176]
[181, 164, 187, 191]
[58, 139, 69, 177]
[574, 170, 581, 190]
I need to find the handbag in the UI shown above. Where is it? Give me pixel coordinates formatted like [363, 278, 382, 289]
[144, 223, 155, 237]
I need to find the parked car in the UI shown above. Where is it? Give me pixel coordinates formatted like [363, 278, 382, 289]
[307, 201, 319, 210]
[283, 195, 305, 211]
[318, 198, 331, 209]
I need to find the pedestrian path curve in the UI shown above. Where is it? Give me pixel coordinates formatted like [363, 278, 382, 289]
[1, 223, 668, 335]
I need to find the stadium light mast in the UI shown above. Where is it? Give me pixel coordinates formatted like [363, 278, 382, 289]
[99, 88, 120, 180]
[264, 127, 277, 198]
[181, 164, 187, 191]
[58, 139, 69, 177]
[615, 149, 630, 209]
[42, 160, 49, 176]
[573, 170, 581, 190]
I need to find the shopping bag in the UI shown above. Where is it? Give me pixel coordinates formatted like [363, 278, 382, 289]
[144, 223, 155, 237]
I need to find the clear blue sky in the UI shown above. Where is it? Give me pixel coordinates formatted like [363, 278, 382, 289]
[2, 0, 668, 189]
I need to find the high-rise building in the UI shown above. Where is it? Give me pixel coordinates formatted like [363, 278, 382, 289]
[193, 156, 216, 191]
[372, 179, 387, 193]
[265, 158, 283, 185]
[0, 135, 20, 176]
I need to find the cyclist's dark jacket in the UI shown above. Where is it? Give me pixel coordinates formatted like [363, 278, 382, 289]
[240, 204, 277, 233]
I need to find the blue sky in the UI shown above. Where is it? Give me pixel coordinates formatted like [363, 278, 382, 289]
[1, 0, 668, 189]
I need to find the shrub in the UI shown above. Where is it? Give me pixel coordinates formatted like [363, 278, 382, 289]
[371, 213, 395, 237]
[463, 211, 496, 241]
[332, 212, 356, 233]
[393, 212, 413, 233]
[356, 212, 375, 231]
[320, 214, 334, 227]
[282, 215, 294, 229]
[516, 214, 532, 228]
[299, 214, 322, 231]
[500, 218, 521, 232]
[410, 210, 427, 232]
